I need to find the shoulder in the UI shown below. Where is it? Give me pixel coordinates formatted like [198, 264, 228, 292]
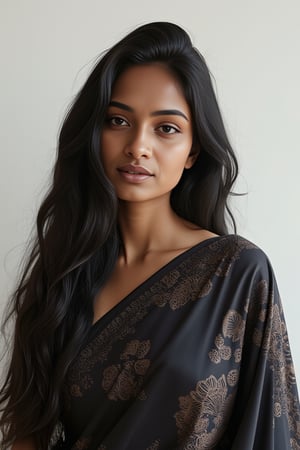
[199, 236, 279, 309]
[208, 234, 268, 261]
[197, 234, 274, 279]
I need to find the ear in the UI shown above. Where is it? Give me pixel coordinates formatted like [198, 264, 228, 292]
[184, 147, 199, 169]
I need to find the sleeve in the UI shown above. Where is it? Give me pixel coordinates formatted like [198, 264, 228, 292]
[226, 249, 300, 450]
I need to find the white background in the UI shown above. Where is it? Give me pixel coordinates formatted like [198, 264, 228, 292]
[1, 1, 299, 378]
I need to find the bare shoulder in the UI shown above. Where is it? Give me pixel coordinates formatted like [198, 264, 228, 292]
[180, 221, 219, 249]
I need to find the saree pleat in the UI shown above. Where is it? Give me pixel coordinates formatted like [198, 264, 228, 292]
[52, 235, 300, 449]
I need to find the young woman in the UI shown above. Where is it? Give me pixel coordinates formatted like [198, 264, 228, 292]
[1, 22, 299, 450]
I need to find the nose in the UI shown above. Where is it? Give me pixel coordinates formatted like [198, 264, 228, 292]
[124, 129, 152, 159]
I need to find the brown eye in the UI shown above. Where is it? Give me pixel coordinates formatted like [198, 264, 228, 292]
[158, 125, 179, 134]
[108, 117, 129, 127]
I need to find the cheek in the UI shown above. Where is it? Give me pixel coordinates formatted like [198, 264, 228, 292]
[100, 135, 116, 170]
[159, 142, 192, 169]
[158, 151, 191, 187]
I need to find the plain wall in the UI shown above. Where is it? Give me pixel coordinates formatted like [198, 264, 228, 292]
[1, 0, 299, 379]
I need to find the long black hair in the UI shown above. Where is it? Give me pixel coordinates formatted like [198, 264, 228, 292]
[0, 22, 238, 448]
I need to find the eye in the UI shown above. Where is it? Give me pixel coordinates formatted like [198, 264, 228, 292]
[157, 124, 179, 135]
[107, 116, 129, 127]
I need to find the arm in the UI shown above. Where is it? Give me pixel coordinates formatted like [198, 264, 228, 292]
[12, 439, 37, 450]
[228, 252, 300, 449]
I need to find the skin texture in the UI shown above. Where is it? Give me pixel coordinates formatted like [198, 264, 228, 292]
[101, 63, 196, 204]
[94, 64, 217, 322]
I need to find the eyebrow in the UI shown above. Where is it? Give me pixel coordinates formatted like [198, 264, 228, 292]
[109, 101, 189, 121]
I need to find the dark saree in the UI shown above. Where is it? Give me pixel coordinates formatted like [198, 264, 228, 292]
[52, 235, 300, 449]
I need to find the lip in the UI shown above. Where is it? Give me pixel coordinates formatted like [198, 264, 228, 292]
[117, 164, 154, 176]
[117, 164, 154, 184]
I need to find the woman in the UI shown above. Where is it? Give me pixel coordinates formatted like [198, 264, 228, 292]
[1, 22, 299, 449]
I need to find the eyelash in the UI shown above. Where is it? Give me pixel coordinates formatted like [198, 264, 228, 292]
[106, 116, 180, 135]
[157, 124, 179, 135]
[107, 117, 129, 127]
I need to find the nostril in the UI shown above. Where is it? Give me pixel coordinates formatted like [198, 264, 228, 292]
[125, 145, 152, 158]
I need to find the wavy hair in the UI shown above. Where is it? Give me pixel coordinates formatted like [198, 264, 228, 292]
[0, 22, 238, 448]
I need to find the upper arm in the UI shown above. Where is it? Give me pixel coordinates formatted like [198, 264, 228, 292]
[11, 439, 37, 450]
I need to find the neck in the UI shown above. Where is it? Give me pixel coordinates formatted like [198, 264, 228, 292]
[117, 196, 185, 264]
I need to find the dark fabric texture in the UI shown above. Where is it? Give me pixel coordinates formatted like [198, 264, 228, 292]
[52, 235, 300, 449]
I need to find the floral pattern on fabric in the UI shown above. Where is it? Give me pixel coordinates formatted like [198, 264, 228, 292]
[54, 236, 300, 450]
[146, 439, 161, 450]
[252, 287, 300, 446]
[175, 374, 238, 449]
[102, 339, 151, 401]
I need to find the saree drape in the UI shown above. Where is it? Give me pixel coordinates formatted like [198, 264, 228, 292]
[53, 235, 300, 449]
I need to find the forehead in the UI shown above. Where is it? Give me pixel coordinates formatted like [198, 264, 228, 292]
[111, 64, 190, 114]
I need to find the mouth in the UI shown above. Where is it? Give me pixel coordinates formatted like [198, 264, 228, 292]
[117, 164, 154, 184]
[117, 165, 154, 176]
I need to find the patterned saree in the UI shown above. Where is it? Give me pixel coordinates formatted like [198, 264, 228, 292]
[53, 235, 300, 449]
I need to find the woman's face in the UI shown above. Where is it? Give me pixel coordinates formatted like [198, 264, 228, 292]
[101, 63, 195, 204]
